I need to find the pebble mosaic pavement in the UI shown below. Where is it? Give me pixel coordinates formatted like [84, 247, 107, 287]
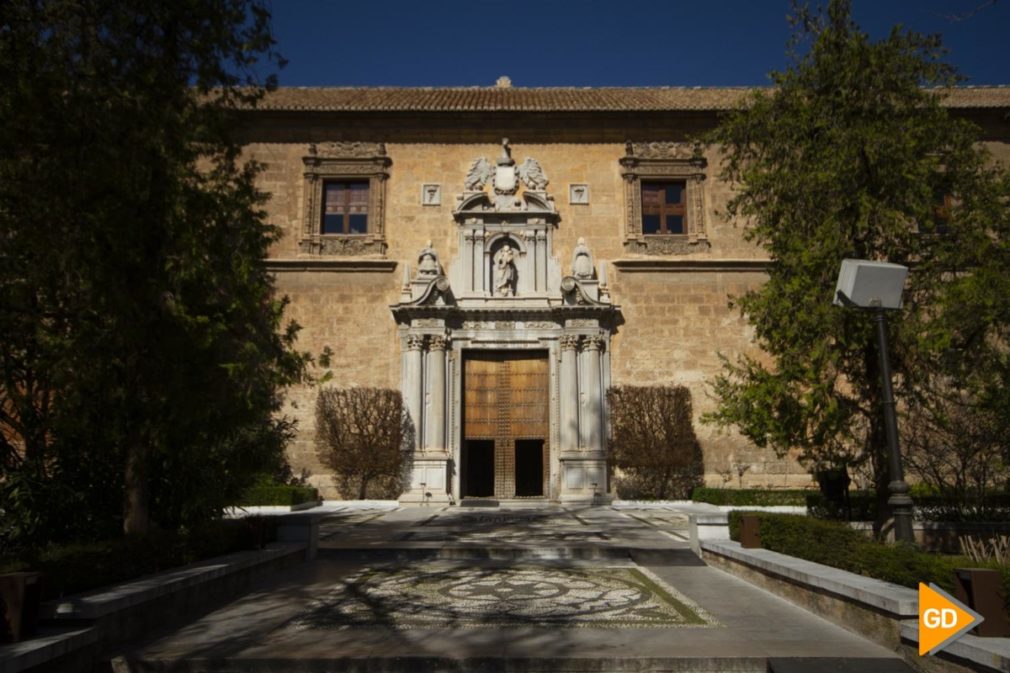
[293, 564, 716, 629]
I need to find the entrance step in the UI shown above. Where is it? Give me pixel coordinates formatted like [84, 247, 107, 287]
[115, 654, 772, 672]
[767, 657, 916, 672]
[316, 546, 701, 564]
[460, 498, 500, 507]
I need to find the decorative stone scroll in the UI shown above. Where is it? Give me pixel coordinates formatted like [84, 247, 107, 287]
[624, 141, 699, 161]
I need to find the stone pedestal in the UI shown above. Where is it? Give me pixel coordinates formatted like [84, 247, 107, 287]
[401, 453, 452, 504]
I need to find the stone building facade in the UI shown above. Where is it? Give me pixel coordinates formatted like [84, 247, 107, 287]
[239, 85, 1010, 501]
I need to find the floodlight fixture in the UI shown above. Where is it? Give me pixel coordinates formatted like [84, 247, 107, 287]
[833, 259, 914, 544]
[834, 259, 909, 310]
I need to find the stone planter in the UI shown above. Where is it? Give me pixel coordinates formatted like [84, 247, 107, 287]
[0, 571, 43, 642]
[740, 514, 762, 549]
[954, 568, 1010, 637]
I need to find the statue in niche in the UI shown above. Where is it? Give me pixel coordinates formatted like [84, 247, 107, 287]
[493, 244, 517, 297]
[572, 237, 594, 279]
[417, 240, 439, 277]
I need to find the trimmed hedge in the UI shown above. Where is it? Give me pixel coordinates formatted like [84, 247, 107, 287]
[806, 490, 877, 521]
[726, 511, 1010, 609]
[0, 517, 278, 600]
[238, 484, 319, 506]
[805, 490, 1010, 522]
[691, 487, 809, 507]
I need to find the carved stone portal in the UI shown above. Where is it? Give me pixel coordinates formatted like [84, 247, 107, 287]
[392, 141, 619, 506]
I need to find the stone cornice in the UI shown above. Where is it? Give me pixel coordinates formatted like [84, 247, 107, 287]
[389, 302, 621, 326]
[266, 258, 398, 273]
[612, 259, 771, 273]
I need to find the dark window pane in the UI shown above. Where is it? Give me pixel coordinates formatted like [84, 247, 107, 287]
[666, 215, 684, 234]
[665, 184, 683, 205]
[349, 183, 369, 206]
[641, 188, 662, 210]
[322, 214, 344, 234]
[643, 214, 661, 234]
[348, 214, 368, 234]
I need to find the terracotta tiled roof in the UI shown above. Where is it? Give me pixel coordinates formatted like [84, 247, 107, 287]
[256, 86, 1010, 112]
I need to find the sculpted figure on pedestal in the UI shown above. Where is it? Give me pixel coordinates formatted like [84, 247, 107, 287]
[493, 244, 517, 297]
[572, 237, 594, 280]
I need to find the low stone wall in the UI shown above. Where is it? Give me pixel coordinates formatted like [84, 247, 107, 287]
[1, 543, 308, 673]
[701, 540, 1010, 673]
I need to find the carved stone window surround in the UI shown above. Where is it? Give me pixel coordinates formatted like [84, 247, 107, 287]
[619, 142, 710, 256]
[301, 142, 391, 256]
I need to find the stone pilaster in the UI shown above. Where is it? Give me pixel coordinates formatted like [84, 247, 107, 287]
[425, 335, 448, 452]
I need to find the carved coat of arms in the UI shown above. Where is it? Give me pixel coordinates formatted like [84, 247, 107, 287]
[465, 138, 548, 195]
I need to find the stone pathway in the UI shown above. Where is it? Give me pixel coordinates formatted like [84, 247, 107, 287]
[114, 504, 909, 672]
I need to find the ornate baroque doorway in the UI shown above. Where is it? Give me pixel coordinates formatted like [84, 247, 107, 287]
[462, 352, 549, 499]
[390, 139, 620, 505]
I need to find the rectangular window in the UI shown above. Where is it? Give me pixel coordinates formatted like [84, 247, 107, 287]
[641, 181, 687, 235]
[321, 180, 369, 234]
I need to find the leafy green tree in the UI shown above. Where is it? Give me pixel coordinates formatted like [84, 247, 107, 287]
[0, 0, 310, 548]
[704, 0, 1010, 524]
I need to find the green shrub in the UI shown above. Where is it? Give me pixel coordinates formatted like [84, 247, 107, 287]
[15, 517, 277, 599]
[726, 512, 1010, 611]
[804, 489, 1010, 522]
[691, 487, 809, 506]
[238, 484, 319, 506]
[806, 490, 877, 521]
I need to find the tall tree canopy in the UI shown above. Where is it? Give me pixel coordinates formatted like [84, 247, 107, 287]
[0, 0, 310, 549]
[705, 0, 1010, 513]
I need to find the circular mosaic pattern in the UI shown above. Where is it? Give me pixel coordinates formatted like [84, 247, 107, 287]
[293, 566, 713, 629]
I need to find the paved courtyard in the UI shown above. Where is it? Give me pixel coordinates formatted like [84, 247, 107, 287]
[114, 504, 909, 672]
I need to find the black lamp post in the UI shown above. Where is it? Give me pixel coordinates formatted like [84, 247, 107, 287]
[834, 259, 914, 544]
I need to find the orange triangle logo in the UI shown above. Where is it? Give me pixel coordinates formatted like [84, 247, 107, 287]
[919, 582, 984, 656]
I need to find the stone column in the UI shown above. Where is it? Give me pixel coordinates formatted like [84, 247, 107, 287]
[464, 230, 476, 293]
[475, 230, 486, 295]
[405, 334, 425, 451]
[536, 229, 548, 292]
[560, 335, 580, 452]
[584, 335, 604, 453]
[425, 335, 447, 452]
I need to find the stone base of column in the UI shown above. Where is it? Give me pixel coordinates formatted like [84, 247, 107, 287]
[399, 453, 453, 505]
[558, 457, 610, 504]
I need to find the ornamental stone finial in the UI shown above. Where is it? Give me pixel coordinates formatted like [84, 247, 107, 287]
[417, 241, 440, 277]
[572, 237, 594, 280]
[498, 138, 513, 166]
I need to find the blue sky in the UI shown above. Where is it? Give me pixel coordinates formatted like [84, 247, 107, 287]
[268, 0, 1010, 87]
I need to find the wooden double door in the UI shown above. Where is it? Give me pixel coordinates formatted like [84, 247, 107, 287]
[462, 351, 550, 499]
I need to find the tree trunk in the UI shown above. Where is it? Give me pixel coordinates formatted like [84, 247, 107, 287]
[358, 476, 370, 500]
[123, 436, 150, 535]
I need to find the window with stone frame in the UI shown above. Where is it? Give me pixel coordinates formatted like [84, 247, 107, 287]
[620, 142, 709, 255]
[321, 180, 369, 234]
[641, 180, 687, 235]
[301, 142, 390, 256]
